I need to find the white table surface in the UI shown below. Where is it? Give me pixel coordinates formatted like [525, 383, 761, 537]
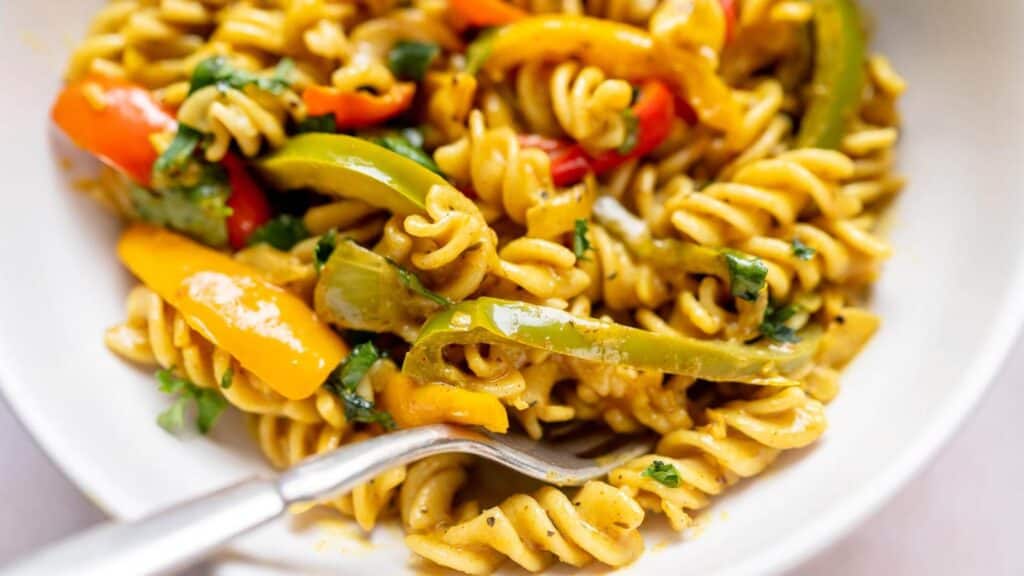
[2, 336, 1022, 575]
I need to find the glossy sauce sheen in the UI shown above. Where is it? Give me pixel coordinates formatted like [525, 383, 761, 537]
[118, 225, 347, 399]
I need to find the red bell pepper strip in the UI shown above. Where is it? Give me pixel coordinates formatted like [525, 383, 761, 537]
[303, 83, 417, 130]
[51, 76, 177, 186]
[520, 80, 676, 187]
[222, 153, 272, 249]
[720, 0, 737, 44]
[449, 0, 526, 27]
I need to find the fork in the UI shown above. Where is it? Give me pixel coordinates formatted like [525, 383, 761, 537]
[2, 424, 654, 576]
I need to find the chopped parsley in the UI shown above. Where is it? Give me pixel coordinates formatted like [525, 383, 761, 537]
[220, 368, 234, 390]
[760, 304, 801, 344]
[387, 258, 452, 307]
[153, 125, 203, 178]
[369, 131, 442, 175]
[387, 40, 440, 82]
[616, 109, 640, 155]
[313, 230, 338, 272]
[155, 368, 227, 435]
[642, 460, 681, 488]
[189, 56, 294, 96]
[295, 114, 337, 134]
[325, 343, 395, 429]
[573, 219, 592, 261]
[723, 250, 768, 302]
[247, 214, 310, 251]
[791, 238, 816, 261]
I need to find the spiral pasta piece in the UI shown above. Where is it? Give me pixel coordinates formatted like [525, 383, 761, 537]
[610, 386, 825, 530]
[406, 480, 645, 574]
[399, 454, 474, 533]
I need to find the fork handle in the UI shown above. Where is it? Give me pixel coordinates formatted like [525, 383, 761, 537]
[1, 478, 284, 576]
[2, 425, 473, 576]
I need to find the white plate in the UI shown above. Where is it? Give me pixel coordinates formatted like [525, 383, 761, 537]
[2, 1, 1023, 574]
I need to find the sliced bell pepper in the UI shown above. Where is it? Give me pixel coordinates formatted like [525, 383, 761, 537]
[381, 369, 509, 433]
[592, 196, 769, 301]
[796, 0, 865, 149]
[221, 153, 272, 250]
[404, 297, 821, 388]
[303, 83, 417, 130]
[118, 224, 348, 400]
[314, 239, 442, 342]
[256, 133, 449, 215]
[520, 81, 676, 187]
[449, 0, 526, 27]
[720, 0, 737, 44]
[51, 76, 177, 186]
[472, 16, 740, 133]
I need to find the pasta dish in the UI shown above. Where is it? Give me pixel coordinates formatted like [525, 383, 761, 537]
[52, 0, 904, 572]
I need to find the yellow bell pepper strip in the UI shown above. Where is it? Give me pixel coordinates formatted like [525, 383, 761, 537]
[381, 369, 509, 433]
[592, 196, 768, 301]
[303, 82, 417, 130]
[314, 239, 443, 342]
[118, 224, 348, 400]
[404, 297, 822, 388]
[796, 0, 866, 148]
[472, 16, 740, 133]
[256, 133, 449, 215]
[449, 0, 526, 27]
[51, 76, 177, 186]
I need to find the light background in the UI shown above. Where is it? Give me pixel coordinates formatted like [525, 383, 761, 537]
[1, 335, 1021, 575]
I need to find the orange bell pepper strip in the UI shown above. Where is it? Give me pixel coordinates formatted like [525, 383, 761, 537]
[118, 224, 348, 400]
[449, 0, 526, 27]
[303, 83, 417, 130]
[51, 76, 177, 186]
[476, 16, 740, 134]
[381, 370, 509, 433]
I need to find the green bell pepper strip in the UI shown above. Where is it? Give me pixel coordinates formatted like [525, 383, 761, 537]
[314, 239, 441, 342]
[796, 0, 866, 149]
[403, 297, 822, 387]
[255, 133, 449, 215]
[592, 196, 768, 301]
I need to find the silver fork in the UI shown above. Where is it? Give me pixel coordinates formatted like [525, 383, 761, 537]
[2, 424, 654, 576]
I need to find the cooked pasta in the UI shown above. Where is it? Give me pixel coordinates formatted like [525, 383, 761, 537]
[56, 0, 905, 571]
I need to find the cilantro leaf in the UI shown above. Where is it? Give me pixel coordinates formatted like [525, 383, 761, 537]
[154, 368, 227, 435]
[723, 250, 768, 302]
[337, 342, 381, 391]
[153, 126, 202, 178]
[247, 215, 310, 251]
[791, 238, 816, 261]
[314, 230, 338, 272]
[387, 40, 440, 82]
[189, 56, 294, 96]
[295, 113, 337, 134]
[616, 109, 639, 155]
[760, 304, 801, 344]
[130, 181, 230, 248]
[573, 219, 592, 261]
[324, 344, 395, 430]
[369, 132, 442, 175]
[386, 258, 452, 307]
[220, 368, 234, 390]
[642, 460, 681, 488]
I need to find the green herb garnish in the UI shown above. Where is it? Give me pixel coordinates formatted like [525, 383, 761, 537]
[723, 250, 768, 302]
[131, 177, 231, 248]
[295, 114, 337, 134]
[220, 368, 234, 390]
[325, 343, 395, 429]
[573, 219, 592, 261]
[616, 109, 639, 155]
[387, 258, 453, 307]
[465, 28, 497, 75]
[189, 56, 294, 96]
[791, 238, 816, 261]
[642, 460, 681, 488]
[314, 230, 338, 272]
[153, 125, 203, 178]
[760, 304, 801, 344]
[370, 132, 442, 175]
[155, 368, 227, 435]
[387, 40, 440, 82]
[247, 214, 310, 251]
